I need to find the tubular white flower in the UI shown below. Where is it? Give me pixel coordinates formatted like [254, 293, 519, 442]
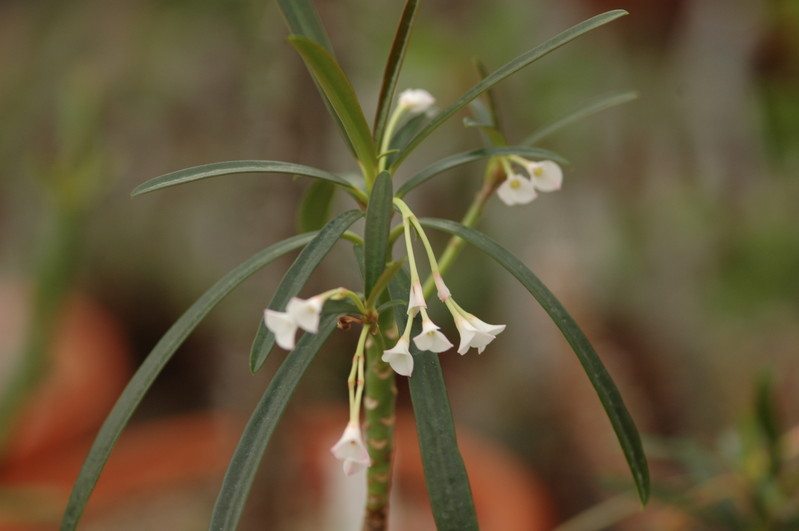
[453, 314, 495, 355]
[330, 422, 371, 476]
[286, 296, 324, 334]
[434, 272, 451, 302]
[408, 280, 427, 315]
[398, 88, 435, 114]
[526, 160, 563, 192]
[413, 317, 453, 353]
[453, 312, 506, 354]
[382, 336, 414, 376]
[497, 173, 537, 206]
[264, 309, 298, 350]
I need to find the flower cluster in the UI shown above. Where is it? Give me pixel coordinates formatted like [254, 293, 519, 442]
[264, 287, 372, 476]
[496, 157, 563, 206]
[383, 198, 506, 377]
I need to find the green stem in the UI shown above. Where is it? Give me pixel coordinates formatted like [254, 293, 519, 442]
[362, 331, 397, 531]
[421, 158, 504, 297]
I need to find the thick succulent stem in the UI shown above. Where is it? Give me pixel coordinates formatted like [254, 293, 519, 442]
[362, 334, 397, 531]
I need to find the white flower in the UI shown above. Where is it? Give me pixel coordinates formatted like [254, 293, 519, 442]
[526, 160, 563, 192]
[453, 313, 506, 354]
[382, 336, 414, 376]
[408, 280, 427, 315]
[434, 273, 451, 302]
[398, 89, 435, 114]
[413, 317, 453, 353]
[286, 296, 323, 334]
[497, 173, 537, 206]
[330, 422, 371, 476]
[264, 309, 298, 350]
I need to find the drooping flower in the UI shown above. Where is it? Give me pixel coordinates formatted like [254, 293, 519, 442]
[286, 296, 324, 334]
[453, 312, 506, 354]
[407, 279, 427, 315]
[434, 272, 451, 302]
[398, 88, 435, 114]
[497, 173, 537, 206]
[526, 160, 563, 192]
[382, 336, 414, 376]
[264, 309, 299, 350]
[413, 317, 453, 353]
[330, 422, 371, 476]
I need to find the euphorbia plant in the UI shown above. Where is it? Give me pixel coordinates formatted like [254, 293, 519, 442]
[61, 1, 649, 530]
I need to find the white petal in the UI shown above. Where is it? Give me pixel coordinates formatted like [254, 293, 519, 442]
[434, 273, 451, 301]
[407, 280, 427, 314]
[527, 160, 563, 192]
[399, 89, 435, 114]
[382, 337, 414, 376]
[264, 310, 298, 350]
[287, 296, 323, 333]
[465, 313, 506, 337]
[453, 315, 495, 355]
[496, 174, 537, 205]
[330, 423, 371, 476]
[413, 319, 453, 353]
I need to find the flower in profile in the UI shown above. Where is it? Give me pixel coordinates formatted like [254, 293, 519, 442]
[286, 296, 324, 334]
[452, 312, 506, 355]
[264, 309, 298, 350]
[330, 422, 371, 476]
[407, 280, 427, 315]
[526, 160, 563, 192]
[497, 173, 537, 206]
[413, 317, 453, 353]
[398, 88, 435, 114]
[264, 295, 325, 350]
[382, 336, 414, 376]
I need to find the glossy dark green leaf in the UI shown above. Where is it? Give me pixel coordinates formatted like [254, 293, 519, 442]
[297, 180, 336, 233]
[249, 209, 363, 372]
[419, 218, 650, 505]
[388, 271, 479, 530]
[60, 233, 315, 531]
[131, 160, 353, 197]
[364, 171, 394, 297]
[522, 90, 638, 145]
[373, 0, 420, 148]
[390, 10, 628, 169]
[396, 146, 567, 198]
[211, 313, 343, 530]
[288, 36, 378, 176]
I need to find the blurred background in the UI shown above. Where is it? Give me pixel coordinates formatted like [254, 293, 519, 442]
[1, 0, 797, 529]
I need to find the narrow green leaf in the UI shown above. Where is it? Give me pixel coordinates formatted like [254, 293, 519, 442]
[364, 171, 394, 297]
[396, 146, 567, 198]
[131, 160, 353, 197]
[388, 271, 479, 530]
[373, 0, 420, 148]
[59, 233, 315, 531]
[211, 313, 342, 530]
[277, 0, 334, 54]
[250, 209, 363, 372]
[419, 218, 650, 505]
[297, 180, 336, 233]
[276, 0, 358, 158]
[390, 10, 628, 169]
[288, 36, 378, 175]
[522, 90, 638, 145]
